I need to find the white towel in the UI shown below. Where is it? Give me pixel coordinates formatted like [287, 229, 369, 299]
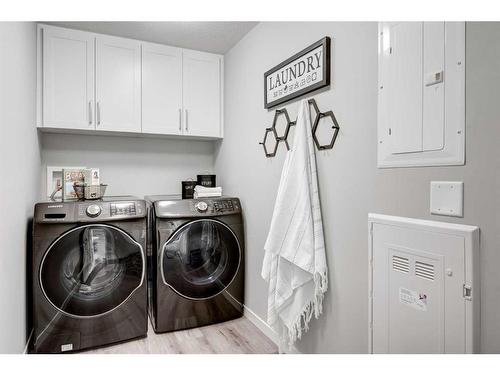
[261, 99, 328, 347]
[194, 185, 222, 198]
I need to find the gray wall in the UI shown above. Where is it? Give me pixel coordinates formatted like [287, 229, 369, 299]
[41, 134, 215, 198]
[0, 22, 41, 353]
[215, 22, 500, 353]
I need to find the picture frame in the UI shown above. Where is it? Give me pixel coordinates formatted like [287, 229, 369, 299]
[46, 166, 85, 199]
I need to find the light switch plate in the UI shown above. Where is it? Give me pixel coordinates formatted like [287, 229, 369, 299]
[430, 181, 464, 217]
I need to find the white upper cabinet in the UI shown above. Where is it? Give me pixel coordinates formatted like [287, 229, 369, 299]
[42, 27, 95, 130]
[182, 50, 223, 138]
[378, 22, 465, 168]
[142, 43, 183, 135]
[37, 24, 224, 139]
[96, 35, 141, 133]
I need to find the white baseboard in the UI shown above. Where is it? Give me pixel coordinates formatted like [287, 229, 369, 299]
[243, 305, 278, 345]
[23, 329, 33, 354]
[243, 305, 301, 354]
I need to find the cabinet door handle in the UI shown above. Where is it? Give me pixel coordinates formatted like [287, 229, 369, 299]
[97, 102, 101, 126]
[185, 109, 188, 132]
[89, 101, 93, 125]
[178, 109, 182, 131]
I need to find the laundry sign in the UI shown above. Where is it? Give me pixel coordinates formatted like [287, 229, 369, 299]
[264, 36, 331, 109]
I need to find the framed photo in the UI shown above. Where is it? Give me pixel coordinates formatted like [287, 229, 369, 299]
[264, 36, 331, 109]
[46, 166, 85, 199]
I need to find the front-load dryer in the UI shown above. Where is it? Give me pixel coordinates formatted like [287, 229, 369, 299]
[32, 197, 148, 353]
[146, 195, 244, 333]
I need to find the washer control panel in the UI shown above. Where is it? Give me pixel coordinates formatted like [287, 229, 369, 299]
[110, 202, 136, 217]
[35, 199, 146, 223]
[86, 204, 101, 217]
[75, 201, 144, 221]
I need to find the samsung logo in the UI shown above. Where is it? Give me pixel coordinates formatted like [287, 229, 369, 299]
[47, 204, 63, 208]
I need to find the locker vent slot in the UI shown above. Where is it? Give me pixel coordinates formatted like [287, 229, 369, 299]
[392, 255, 409, 273]
[415, 261, 434, 281]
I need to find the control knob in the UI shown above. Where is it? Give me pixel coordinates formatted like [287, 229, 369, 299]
[195, 201, 208, 213]
[86, 204, 101, 218]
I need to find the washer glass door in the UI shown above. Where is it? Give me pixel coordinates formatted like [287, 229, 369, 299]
[162, 219, 241, 299]
[40, 224, 144, 318]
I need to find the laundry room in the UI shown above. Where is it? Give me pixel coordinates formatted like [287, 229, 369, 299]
[1, 0, 500, 373]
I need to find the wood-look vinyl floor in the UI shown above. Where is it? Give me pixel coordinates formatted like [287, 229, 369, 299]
[85, 317, 278, 354]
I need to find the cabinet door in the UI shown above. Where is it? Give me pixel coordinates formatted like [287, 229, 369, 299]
[182, 50, 222, 137]
[42, 27, 95, 129]
[142, 43, 183, 135]
[96, 36, 141, 132]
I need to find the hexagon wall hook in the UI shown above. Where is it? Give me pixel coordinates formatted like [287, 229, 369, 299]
[312, 110, 340, 150]
[259, 98, 340, 157]
[272, 108, 292, 141]
[259, 127, 279, 157]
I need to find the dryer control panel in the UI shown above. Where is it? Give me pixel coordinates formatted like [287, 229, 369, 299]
[153, 197, 241, 218]
[212, 199, 236, 213]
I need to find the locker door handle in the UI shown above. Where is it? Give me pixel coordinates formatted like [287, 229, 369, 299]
[185, 109, 188, 132]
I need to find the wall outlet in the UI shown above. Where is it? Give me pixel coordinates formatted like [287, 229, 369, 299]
[430, 181, 464, 217]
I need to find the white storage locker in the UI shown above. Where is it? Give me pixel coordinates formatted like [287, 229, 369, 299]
[377, 22, 465, 168]
[368, 214, 480, 353]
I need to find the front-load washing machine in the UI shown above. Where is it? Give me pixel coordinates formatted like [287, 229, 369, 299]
[146, 195, 244, 333]
[32, 197, 148, 353]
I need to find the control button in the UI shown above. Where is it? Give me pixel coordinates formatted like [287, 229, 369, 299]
[86, 204, 101, 218]
[195, 201, 208, 213]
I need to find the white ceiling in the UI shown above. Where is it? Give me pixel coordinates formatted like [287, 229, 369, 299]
[45, 22, 258, 54]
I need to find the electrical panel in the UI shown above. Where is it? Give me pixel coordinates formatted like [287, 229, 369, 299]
[377, 22, 465, 168]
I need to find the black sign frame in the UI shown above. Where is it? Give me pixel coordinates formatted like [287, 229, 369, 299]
[264, 36, 331, 109]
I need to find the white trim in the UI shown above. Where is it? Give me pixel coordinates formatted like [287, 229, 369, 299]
[23, 329, 33, 354]
[243, 305, 277, 345]
[243, 305, 301, 354]
[368, 213, 478, 235]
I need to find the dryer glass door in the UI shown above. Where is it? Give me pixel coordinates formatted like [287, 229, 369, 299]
[162, 219, 241, 300]
[40, 224, 144, 318]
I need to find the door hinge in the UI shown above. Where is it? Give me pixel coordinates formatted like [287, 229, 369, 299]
[388, 128, 392, 136]
[463, 284, 472, 300]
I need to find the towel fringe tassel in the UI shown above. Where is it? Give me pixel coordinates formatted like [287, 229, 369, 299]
[286, 271, 328, 347]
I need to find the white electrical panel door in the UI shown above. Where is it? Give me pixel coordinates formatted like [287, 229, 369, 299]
[142, 43, 183, 135]
[368, 214, 479, 354]
[182, 50, 222, 138]
[42, 27, 95, 130]
[96, 35, 141, 133]
[388, 22, 423, 154]
[378, 22, 465, 167]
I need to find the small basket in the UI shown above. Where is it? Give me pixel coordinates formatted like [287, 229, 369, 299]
[84, 184, 108, 200]
[74, 183, 107, 200]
